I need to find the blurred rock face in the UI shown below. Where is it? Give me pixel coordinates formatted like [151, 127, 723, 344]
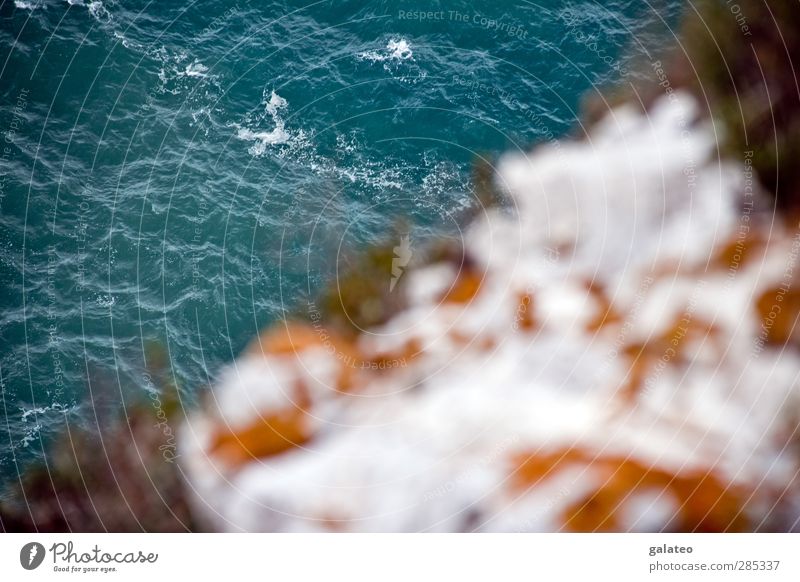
[180, 91, 800, 532]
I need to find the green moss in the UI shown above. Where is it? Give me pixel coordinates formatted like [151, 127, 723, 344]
[317, 221, 410, 336]
[680, 0, 800, 210]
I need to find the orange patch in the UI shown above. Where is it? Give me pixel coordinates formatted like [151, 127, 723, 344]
[246, 322, 362, 392]
[511, 448, 748, 532]
[449, 330, 471, 346]
[368, 338, 422, 371]
[618, 316, 720, 401]
[210, 406, 313, 468]
[618, 342, 657, 402]
[447, 330, 497, 352]
[714, 233, 766, 271]
[515, 292, 537, 331]
[246, 323, 325, 357]
[756, 286, 800, 346]
[442, 271, 483, 304]
[478, 335, 498, 351]
[583, 280, 622, 332]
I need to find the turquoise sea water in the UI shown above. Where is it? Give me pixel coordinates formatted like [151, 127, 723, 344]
[0, 0, 683, 483]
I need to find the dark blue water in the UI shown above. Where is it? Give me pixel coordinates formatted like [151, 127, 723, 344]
[0, 0, 683, 484]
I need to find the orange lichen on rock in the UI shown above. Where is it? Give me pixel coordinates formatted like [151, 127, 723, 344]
[756, 286, 800, 346]
[511, 448, 749, 532]
[446, 330, 498, 353]
[514, 292, 536, 331]
[618, 345, 656, 402]
[246, 322, 323, 357]
[246, 322, 362, 392]
[441, 269, 483, 304]
[367, 338, 422, 372]
[713, 232, 766, 271]
[209, 404, 314, 468]
[618, 315, 721, 401]
[583, 279, 622, 332]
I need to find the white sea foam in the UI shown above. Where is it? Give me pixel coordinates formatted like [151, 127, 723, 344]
[87, 1, 110, 22]
[357, 37, 413, 63]
[62, 0, 111, 21]
[152, 49, 223, 118]
[113, 31, 130, 48]
[20, 403, 76, 447]
[265, 91, 288, 115]
[96, 293, 116, 308]
[21, 403, 72, 422]
[236, 91, 294, 155]
[237, 126, 290, 153]
[387, 38, 413, 59]
[183, 62, 209, 78]
[19, 427, 42, 448]
[14, 0, 41, 9]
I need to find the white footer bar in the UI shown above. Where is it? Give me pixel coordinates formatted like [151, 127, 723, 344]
[1, 534, 796, 580]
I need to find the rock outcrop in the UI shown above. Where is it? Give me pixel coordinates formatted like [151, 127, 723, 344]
[180, 91, 800, 532]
